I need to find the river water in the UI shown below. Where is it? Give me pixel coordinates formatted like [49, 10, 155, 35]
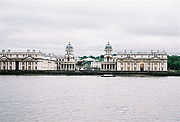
[0, 76, 180, 122]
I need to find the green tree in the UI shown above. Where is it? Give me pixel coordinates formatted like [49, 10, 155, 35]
[168, 55, 180, 70]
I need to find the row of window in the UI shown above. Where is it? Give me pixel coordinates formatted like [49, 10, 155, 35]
[100, 64, 165, 71]
[0, 54, 38, 57]
[118, 54, 165, 58]
[0, 62, 38, 65]
[119, 67, 164, 71]
[119, 62, 165, 65]
[57, 58, 75, 61]
[0, 66, 38, 70]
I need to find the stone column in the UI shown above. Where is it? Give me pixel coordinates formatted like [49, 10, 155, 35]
[5, 62, 7, 70]
[150, 62, 152, 71]
[7, 61, 9, 70]
[24, 62, 26, 70]
[30, 62, 32, 70]
[19, 62, 21, 70]
[32, 62, 34, 70]
[34, 62, 36, 70]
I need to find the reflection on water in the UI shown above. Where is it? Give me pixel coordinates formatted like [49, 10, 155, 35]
[0, 76, 180, 122]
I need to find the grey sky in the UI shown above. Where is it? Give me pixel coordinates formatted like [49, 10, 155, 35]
[0, 0, 179, 56]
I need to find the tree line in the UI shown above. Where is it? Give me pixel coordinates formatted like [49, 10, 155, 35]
[168, 55, 180, 70]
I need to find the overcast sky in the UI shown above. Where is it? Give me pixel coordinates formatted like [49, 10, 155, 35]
[0, 0, 179, 56]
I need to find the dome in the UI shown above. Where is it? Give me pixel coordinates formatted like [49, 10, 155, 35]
[66, 42, 73, 49]
[105, 42, 112, 50]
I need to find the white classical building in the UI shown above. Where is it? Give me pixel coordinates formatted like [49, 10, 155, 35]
[116, 51, 167, 71]
[100, 42, 116, 71]
[0, 42, 168, 72]
[91, 61, 101, 69]
[57, 43, 76, 71]
[0, 50, 57, 71]
[100, 43, 167, 72]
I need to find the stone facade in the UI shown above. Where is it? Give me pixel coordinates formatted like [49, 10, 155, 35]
[0, 50, 57, 71]
[0, 42, 168, 72]
[116, 51, 167, 71]
[101, 42, 116, 71]
[57, 42, 76, 71]
[100, 43, 167, 71]
[91, 61, 101, 69]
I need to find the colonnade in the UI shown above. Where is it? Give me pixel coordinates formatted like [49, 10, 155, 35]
[58, 63, 75, 71]
[0, 61, 37, 70]
[101, 64, 116, 71]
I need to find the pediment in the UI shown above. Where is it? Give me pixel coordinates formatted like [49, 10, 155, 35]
[0, 56, 9, 60]
[24, 56, 35, 61]
[150, 57, 161, 60]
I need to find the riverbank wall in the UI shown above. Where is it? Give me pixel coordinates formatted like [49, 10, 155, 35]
[0, 70, 180, 76]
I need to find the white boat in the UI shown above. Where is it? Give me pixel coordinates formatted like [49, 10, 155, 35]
[101, 74, 116, 77]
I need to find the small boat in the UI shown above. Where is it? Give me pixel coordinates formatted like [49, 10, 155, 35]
[101, 74, 116, 77]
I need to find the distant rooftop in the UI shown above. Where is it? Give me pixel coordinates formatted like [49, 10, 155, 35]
[117, 50, 167, 55]
[0, 49, 44, 55]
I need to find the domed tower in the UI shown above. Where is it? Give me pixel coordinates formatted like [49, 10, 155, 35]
[65, 42, 74, 55]
[101, 42, 116, 71]
[104, 42, 113, 62]
[57, 42, 76, 71]
[65, 42, 74, 62]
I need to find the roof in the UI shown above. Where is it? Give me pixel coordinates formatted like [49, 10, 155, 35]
[105, 42, 112, 50]
[66, 42, 73, 49]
